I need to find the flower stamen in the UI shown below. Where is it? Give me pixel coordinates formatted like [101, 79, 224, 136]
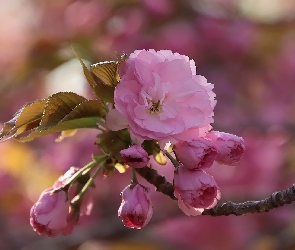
[149, 100, 161, 113]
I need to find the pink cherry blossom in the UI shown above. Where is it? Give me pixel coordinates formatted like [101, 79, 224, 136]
[120, 145, 150, 168]
[112, 49, 216, 145]
[174, 165, 220, 216]
[30, 188, 74, 237]
[206, 131, 245, 165]
[118, 184, 153, 229]
[174, 138, 218, 170]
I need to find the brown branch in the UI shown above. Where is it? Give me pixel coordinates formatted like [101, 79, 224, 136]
[135, 167, 176, 200]
[136, 167, 295, 216]
[203, 184, 295, 216]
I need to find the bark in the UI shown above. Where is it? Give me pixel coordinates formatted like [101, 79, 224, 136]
[136, 167, 295, 216]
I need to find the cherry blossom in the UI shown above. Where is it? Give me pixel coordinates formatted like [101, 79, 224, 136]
[118, 184, 153, 229]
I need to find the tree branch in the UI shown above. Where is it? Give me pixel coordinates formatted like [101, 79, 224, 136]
[136, 167, 295, 216]
[202, 184, 295, 216]
[135, 167, 176, 200]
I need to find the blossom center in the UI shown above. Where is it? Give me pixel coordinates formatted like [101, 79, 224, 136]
[149, 100, 161, 114]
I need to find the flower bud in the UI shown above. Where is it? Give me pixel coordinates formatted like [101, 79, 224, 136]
[118, 184, 153, 229]
[30, 188, 74, 237]
[120, 145, 150, 168]
[174, 138, 217, 170]
[206, 131, 245, 165]
[174, 165, 220, 216]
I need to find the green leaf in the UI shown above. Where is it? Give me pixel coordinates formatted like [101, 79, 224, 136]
[96, 129, 131, 160]
[15, 99, 47, 128]
[92, 154, 109, 165]
[16, 100, 103, 142]
[0, 99, 47, 141]
[60, 99, 105, 123]
[19, 117, 99, 142]
[0, 92, 104, 142]
[40, 92, 86, 128]
[90, 52, 128, 87]
[90, 61, 120, 87]
[16, 117, 100, 142]
[93, 84, 115, 104]
[72, 46, 115, 103]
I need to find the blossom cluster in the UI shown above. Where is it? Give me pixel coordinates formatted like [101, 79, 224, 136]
[109, 50, 245, 223]
[28, 49, 245, 236]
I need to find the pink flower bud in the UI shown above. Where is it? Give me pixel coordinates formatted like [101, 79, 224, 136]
[206, 131, 245, 165]
[174, 165, 220, 216]
[174, 138, 217, 170]
[120, 145, 150, 168]
[30, 188, 74, 237]
[118, 184, 153, 229]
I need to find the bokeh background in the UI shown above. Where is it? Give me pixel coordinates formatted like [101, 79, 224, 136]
[1, 0, 295, 249]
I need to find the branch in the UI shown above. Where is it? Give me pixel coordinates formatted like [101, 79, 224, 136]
[202, 184, 295, 216]
[135, 167, 176, 200]
[136, 167, 295, 216]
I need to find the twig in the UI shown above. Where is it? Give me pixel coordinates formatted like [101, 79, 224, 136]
[203, 185, 295, 216]
[135, 167, 176, 200]
[136, 167, 295, 216]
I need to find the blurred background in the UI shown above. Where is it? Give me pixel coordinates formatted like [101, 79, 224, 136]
[1, 0, 295, 249]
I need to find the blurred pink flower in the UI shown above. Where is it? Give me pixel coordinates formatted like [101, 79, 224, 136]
[120, 145, 150, 168]
[197, 17, 257, 58]
[64, 0, 110, 36]
[143, 0, 174, 17]
[112, 49, 215, 145]
[174, 138, 217, 170]
[153, 21, 202, 57]
[107, 7, 144, 36]
[118, 184, 153, 229]
[30, 189, 73, 237]
[206, 131, 245, 165]
[174, 166, 220, 216]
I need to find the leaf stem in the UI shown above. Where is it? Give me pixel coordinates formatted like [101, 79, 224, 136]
[52, 155, 108, 194]
[73, 164, 103, 202]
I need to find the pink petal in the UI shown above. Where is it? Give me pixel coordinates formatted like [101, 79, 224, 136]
[105, 109, 128, 131]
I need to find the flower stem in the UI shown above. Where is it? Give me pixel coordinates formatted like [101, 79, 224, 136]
[74, 165, 103, 202]
[52, 155, 108, 194]
[69, 165, 103, 221]
[164, 151, 180, 168]
[131, 168, 138, 184]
